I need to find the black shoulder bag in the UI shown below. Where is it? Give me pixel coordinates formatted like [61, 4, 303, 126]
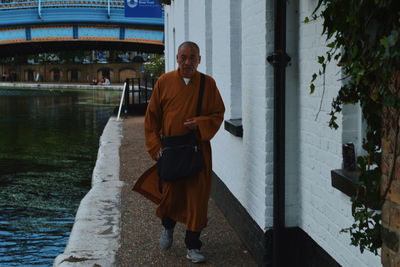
[157, 73, 205, 182]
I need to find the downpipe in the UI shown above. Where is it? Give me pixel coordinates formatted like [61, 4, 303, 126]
[266, 1, 290, 266]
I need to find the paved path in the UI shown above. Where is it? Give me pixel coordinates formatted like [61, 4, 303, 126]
[117, 116, 258, 267]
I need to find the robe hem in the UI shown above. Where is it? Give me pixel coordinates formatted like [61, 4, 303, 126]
[132, 165, 161, 205]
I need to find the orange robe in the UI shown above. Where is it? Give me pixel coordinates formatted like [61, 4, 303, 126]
[133, 69, 225, 232]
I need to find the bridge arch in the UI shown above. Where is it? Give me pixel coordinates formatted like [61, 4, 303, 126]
[0, 0, 164, 57]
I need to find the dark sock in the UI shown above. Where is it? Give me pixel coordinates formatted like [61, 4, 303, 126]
[185, 230, 202, 249]
[161, 217, 176, 230]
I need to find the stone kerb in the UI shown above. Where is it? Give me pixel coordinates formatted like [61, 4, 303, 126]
[53, 117, 124, 267]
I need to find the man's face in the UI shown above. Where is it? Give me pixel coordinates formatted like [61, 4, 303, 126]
[176, 45, 201, 78]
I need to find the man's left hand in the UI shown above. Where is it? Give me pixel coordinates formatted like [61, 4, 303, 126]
[184, 118, 198, 130]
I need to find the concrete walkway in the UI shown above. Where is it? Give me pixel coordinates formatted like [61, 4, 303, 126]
[116, 116, 257, 266]
[54, 115, 257, 266]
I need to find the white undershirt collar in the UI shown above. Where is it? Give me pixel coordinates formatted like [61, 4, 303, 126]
[183, 78, 190, 85]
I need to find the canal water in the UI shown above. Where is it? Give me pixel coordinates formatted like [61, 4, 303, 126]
[0, 88, 121, 266]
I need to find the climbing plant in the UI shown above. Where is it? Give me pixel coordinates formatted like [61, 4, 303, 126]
[305, 0, 400, 254]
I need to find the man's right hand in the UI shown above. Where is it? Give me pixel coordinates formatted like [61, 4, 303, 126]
[156, 149, 162, 160]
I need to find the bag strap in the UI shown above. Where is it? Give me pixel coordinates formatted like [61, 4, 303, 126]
[195, 73, 205, 116]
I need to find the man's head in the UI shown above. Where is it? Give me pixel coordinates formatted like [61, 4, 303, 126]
[176, 41, 201, 78]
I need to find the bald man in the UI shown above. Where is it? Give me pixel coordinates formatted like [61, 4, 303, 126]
[134, 41, 225, 263]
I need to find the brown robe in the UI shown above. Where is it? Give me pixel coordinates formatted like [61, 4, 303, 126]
[133, 69, 225, 232]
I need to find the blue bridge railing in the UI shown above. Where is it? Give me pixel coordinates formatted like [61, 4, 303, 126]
[0, 0, 124, 10]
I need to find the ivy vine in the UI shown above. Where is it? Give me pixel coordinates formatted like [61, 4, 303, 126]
[306, 0, 400, 254]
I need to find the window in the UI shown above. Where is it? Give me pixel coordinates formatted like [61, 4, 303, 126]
[224, 0, 243, 137]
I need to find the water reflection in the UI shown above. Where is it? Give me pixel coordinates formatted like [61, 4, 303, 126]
[0, 88, 121, 266]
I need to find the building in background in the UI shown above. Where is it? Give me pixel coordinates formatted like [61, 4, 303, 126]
[0, 51, 161, 83]
[0, 0, 164, 83]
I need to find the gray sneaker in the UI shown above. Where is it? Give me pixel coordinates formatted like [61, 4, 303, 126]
[159, 228, 173, 250]
[186, 249, 206, 263]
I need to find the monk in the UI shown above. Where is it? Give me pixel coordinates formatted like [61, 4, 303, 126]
[133, 41, 225, 263]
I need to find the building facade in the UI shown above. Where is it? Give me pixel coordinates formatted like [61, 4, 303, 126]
[164, 1, 380, 266]
[0, 62, 144, 84]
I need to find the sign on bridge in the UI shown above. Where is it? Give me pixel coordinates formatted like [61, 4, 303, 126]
[125, 0, 163, 18]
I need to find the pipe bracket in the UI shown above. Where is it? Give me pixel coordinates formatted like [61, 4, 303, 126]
[267, 51, 291, 67]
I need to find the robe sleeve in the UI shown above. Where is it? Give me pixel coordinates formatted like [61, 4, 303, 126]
[194, 78, 225, 141]
[145, 79, 163, 160]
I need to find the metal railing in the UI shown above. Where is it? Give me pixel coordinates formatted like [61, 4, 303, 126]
[0, 0, 124, 10]
[122, 77, 156, 114]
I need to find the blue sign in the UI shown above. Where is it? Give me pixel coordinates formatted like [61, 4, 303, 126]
[125, 0, 163, 18]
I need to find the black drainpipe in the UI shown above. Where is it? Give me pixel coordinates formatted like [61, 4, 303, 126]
[267, 1, 290, 267]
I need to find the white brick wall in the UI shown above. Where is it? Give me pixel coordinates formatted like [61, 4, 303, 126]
[164, 0, 186, 71]
[211, 0, 272, 230]
[187, 0, 206, 74]
[165, 0, 272, 231]
[240, 0, 275, 229]
[295, 1, 380, 266]
[285, 0, 300, 228]
[211, 0, 231, 118]
[164, 0, 380, 265]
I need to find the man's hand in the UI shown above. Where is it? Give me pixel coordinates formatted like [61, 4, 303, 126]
[155, 149, 162, 160]
[184, 118, 198, 130]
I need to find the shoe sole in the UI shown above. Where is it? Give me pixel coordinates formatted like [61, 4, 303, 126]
[159, 240, 173, 250]
[186, 255, 206, 263]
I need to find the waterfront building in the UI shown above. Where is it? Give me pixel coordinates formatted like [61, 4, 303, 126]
[0, 0, 164, 83]
[164, 1, 380, 266]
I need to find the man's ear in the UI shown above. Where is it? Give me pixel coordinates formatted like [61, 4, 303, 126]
[198, 56, 201, 64]
[176, 55, 179, 63]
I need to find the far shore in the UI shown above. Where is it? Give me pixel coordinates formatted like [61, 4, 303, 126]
[0, 82, 124, 91]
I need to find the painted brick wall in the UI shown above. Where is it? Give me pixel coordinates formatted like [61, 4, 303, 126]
[164, 0, 185, 71]
[237, 0, 274, 229]
[187, 0, 206, 74]
[285, 0, 300, 228]
[165, 1, 206, 74]
[164, 1, 380, 265]
[295, 1, 380, 266]
[211, 0, 232, 118]
[164, 0, 272, 230]
[211, 0, 272, 229]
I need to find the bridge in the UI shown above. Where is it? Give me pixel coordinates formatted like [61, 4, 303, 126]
[0, 0, 164, 58]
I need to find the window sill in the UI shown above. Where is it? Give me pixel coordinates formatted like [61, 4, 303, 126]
[331, 169, 361, 198]
[224, 119, 243, 137]
[331, 169, 380, 210]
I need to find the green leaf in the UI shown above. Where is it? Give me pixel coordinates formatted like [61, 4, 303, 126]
[310, 83, 315, 94]
[327, 41, 336, 49]
[311, 73, 318, 83]
[380, 36, 388, 48]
